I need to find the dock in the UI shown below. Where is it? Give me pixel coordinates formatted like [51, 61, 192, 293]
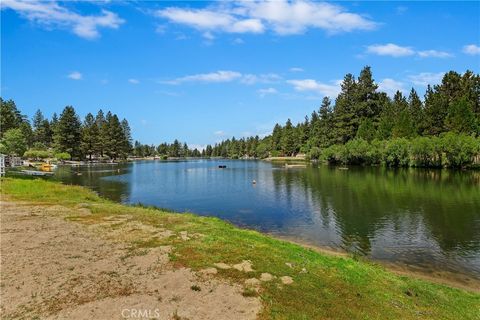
[20, 170, 54, 176]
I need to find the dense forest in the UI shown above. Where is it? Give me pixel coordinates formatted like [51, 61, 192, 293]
[0, 99, 201, 161]
[202, 67, 480, 168]
[1, 67, 479, 167]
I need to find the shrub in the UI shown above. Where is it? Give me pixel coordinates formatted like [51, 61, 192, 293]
[409, 137, 442, 167]
[308, 147, 321, 160]
[384, 138, 410, 167]
[321, 145, 345, 164]
[55, 152, 71, 161]
[23, 149, 51, 160]
[441, 132, 479, 168]
[344, 139, 370, 165]
[368, 139, 385, 165]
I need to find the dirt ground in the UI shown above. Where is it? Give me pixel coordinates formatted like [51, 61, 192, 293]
[0, 201, 261, 320]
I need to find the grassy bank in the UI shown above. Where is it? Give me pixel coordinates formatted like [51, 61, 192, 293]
[1, 178, 479, 319]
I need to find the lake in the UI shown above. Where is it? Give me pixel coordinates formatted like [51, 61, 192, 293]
[53, 159, 480, 279]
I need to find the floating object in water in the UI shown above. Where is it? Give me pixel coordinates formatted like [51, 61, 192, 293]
[76, 172, 82, 176]
[20, 170, 54, 176]
[39, 163, 57, 172]
[284, 163, 307, 168]
[252, 180, 257, 184]
[218, 165, 227, 169]
[338, 167, 349, 170]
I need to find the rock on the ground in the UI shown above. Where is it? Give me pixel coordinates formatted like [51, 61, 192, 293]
[260, 273, 274, 282]
[199, 267, 218, 275]
[214, 262, 231, 270]
[233, 260, 254, 272]
[281, 276, 294, 285]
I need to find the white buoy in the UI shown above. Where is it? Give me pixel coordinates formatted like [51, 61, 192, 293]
[252, 180, 257, 184]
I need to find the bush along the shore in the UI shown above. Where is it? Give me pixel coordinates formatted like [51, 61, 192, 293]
[312, 133, 480, 168]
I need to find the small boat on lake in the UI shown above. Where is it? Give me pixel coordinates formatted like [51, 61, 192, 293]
[218, 165, 227, 169]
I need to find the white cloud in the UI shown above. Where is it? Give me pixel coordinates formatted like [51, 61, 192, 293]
[408, 72, 444, 87]
[155, 1, 376, 38]
[287, 79, 341, 97]
[258, 87, 278, 97]
[67, 71, 82, 80]
[232, 37, 244, 44]
[162, 71, 281, 85]
[240, 73, 281, 85]
[156, 7, 264, 35]
[289, 67, 304, 72]
[366, 43, 415, 57]
[202, 31, 215, 40]
[366, 43, 453, 58]
[163, 70, 242, 84]
[378, 78, 405, 96]
[2, 0, 124, 39]
[128, 78, 140, 84]
[214, 130, 225, 136]
[417, 50, 452, 58]
[463, 44, 480, 55]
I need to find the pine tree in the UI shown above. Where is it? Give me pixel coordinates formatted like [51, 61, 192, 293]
[281, 119, 295, 156]
[408, 88, 423, 135]
[318, 96, 333, 147]
[271, 124, 282, 153]
[121, 119, 133, 157]
[81, 113, 99, 160]
[96, 110, 108, 157]
[445, 96, 477, 134]
[0, 98, 27, 138]
[104, 112, 127, 160]
[334, 73, 357, 144]
[354, 66, 380, 120]
[54, 106, 82, 159]
[392, 91, 415, 138]
[32, 109, 52, 146]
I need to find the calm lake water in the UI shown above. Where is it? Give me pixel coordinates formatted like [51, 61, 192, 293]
[53, 160, 480, 278]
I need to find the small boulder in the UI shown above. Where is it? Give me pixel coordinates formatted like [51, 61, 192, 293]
[199, 267, 218, 275]
[233, 260, 254, 272]
[280, 276, 294, 285]
[213, 262, 231, 270]
[260, 273, 273, 282]
[245, 278, 261, 287]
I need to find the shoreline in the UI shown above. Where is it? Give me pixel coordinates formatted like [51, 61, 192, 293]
[271, 234, 480, 293]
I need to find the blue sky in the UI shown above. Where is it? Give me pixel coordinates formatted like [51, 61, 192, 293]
[2, 1, 479, 148]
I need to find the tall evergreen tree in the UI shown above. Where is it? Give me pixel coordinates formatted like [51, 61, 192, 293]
[54, 106, 82, 159]
[334, 73, 357, 144]
[281, 119, 296, 156]
[0, 98, 27, 138]
[81, 113, 99, 160]
[121, 119, 133, 156]
[95, 110, 108, 157]
[104, 112, 127, 160]
[408, 88, 424, 135]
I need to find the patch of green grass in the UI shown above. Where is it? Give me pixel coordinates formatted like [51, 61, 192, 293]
[2, 178, 479, 319]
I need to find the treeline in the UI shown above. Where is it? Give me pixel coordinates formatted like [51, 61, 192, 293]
[203, 67, 480, 168]
[133, 140, 202, 158]
[0, 100, 133, 161]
